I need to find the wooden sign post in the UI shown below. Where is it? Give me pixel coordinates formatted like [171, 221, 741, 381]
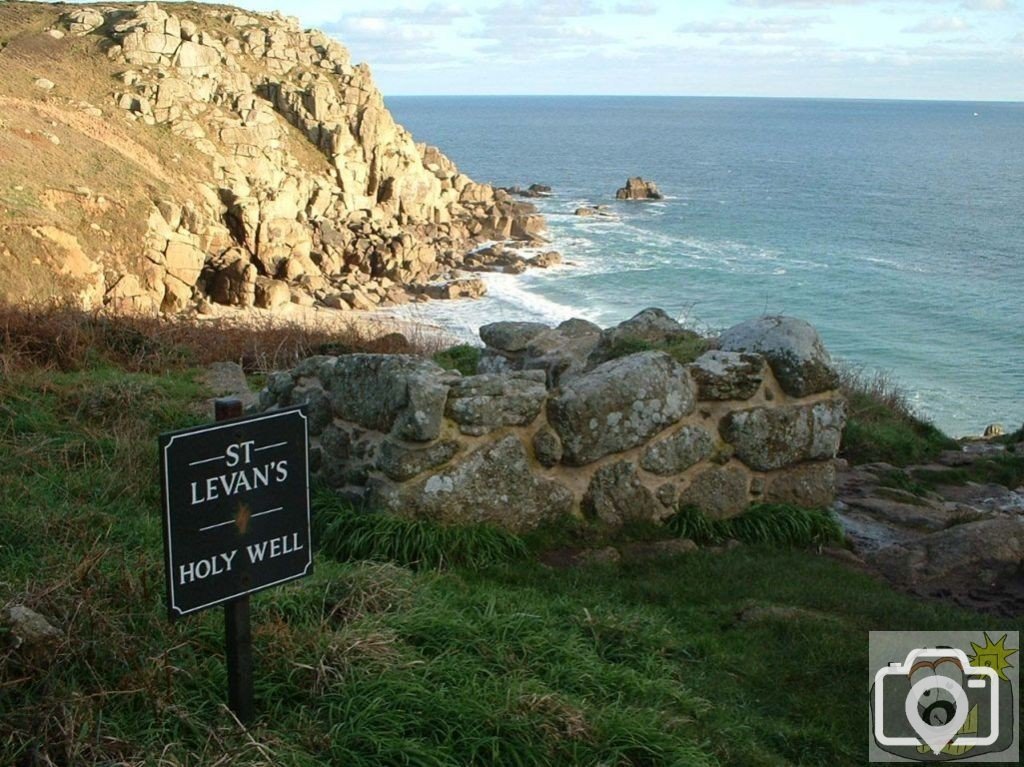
[159, 399, 312, 723]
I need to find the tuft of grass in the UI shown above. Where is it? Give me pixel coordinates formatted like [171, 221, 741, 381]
[433, 343, 481, 376]
[875, 469, 931, 498]
[668, 504, 844, 548]
[836, 364, 955, 466]
[597, 334, 709, 366]
[313, 490, 527, 570]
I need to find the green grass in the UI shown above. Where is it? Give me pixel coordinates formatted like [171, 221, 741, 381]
[314, 490, 527, 570]
[667, 504, 844, 548]
[433, 344, 481, 376]
[909, 453, 1024, 492]
[837, 366, 956, 466]
[2, 356, 1019, 766]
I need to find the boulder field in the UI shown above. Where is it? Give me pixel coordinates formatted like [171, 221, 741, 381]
[258, 312, 847, 533]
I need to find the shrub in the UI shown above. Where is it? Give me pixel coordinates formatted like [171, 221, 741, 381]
[600, 335, 708, 366]
[433, 344, 481, 376]
[667, 504, 844, 548]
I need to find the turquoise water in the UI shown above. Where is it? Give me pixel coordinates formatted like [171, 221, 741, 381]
[385, 96, 1023, 437]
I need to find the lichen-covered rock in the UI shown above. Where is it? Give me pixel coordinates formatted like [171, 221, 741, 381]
[763, 462, 837, 508]
[689, 350, 766, 401]
[718, 316, 838, 398]
[532, 425, 563, 467]
[722, 400, 846, 471]
[377, 438, 460, 481]
[548, 351, 695, 466]
[678, 466, 750, 519]
[479, 321, 550, 352]
[444, 370, 547, 436]
[321, 355, 449, 442]
[582, 461, 660, 526]
[640, 425, 715, 476]
[372, 436, 573, 532]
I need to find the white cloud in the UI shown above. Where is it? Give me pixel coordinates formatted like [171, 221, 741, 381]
[902, 15, 973, 33]
[615, 0, 658, 14]
[960, 0, 1013, 9]
[677, 15, 828, 34]
[733, 0, 866, 7]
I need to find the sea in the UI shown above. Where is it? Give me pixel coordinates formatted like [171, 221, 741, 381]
[383, 96, 1024, 438]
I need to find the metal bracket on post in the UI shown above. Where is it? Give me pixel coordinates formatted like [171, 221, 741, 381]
[214, 397, 253, 725]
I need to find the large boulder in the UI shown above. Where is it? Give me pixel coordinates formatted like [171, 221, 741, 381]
[479, 321, 550, 353]
[372, 435, 574, 532]
[588, 307, 700, 365]
[868, 517, 1024, 589]
[616, 177, 663, 200]
[318, 355, 451, 442]
[444, 370, 547, 436]
[547, 351, 695, 466]
[717, 316, 838, 398]
[722, 400, 846, 471]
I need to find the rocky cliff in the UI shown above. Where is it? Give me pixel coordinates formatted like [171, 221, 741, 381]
[0, 2, 545, 315]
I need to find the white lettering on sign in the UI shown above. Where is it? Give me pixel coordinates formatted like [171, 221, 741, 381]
[189, 437, 290, 507]
[246, 533, 304, 563]
[178, 549, 238, 585]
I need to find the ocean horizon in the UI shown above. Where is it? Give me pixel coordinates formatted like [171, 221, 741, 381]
[382, 95, 1023, 438]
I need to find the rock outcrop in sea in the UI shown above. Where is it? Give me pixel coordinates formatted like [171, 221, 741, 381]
[0, 2, 545, 314]
[616, 177, 663, 200]
[258, 312, 847, 533]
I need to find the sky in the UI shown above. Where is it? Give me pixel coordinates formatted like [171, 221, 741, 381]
[72, 0, 1024, 99]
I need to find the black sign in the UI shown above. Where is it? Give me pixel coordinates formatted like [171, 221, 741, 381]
[159, 406, 311, 619]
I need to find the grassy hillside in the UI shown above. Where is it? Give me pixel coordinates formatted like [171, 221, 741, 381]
[2, 308, 1018, 766]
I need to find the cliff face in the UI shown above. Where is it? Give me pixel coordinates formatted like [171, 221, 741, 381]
[0, 2, 545, 314]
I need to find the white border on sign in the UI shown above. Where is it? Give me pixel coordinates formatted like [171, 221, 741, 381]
[162, 407, 312, 617]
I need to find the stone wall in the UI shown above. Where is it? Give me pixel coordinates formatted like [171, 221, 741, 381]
[257, 313, 847, 533]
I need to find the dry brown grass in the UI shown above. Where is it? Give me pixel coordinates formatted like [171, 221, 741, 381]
[0, 301, 442, 375]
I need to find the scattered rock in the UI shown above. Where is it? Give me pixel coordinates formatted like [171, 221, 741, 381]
[33, 78, 56, 91]
[3, 604, 62, 655]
